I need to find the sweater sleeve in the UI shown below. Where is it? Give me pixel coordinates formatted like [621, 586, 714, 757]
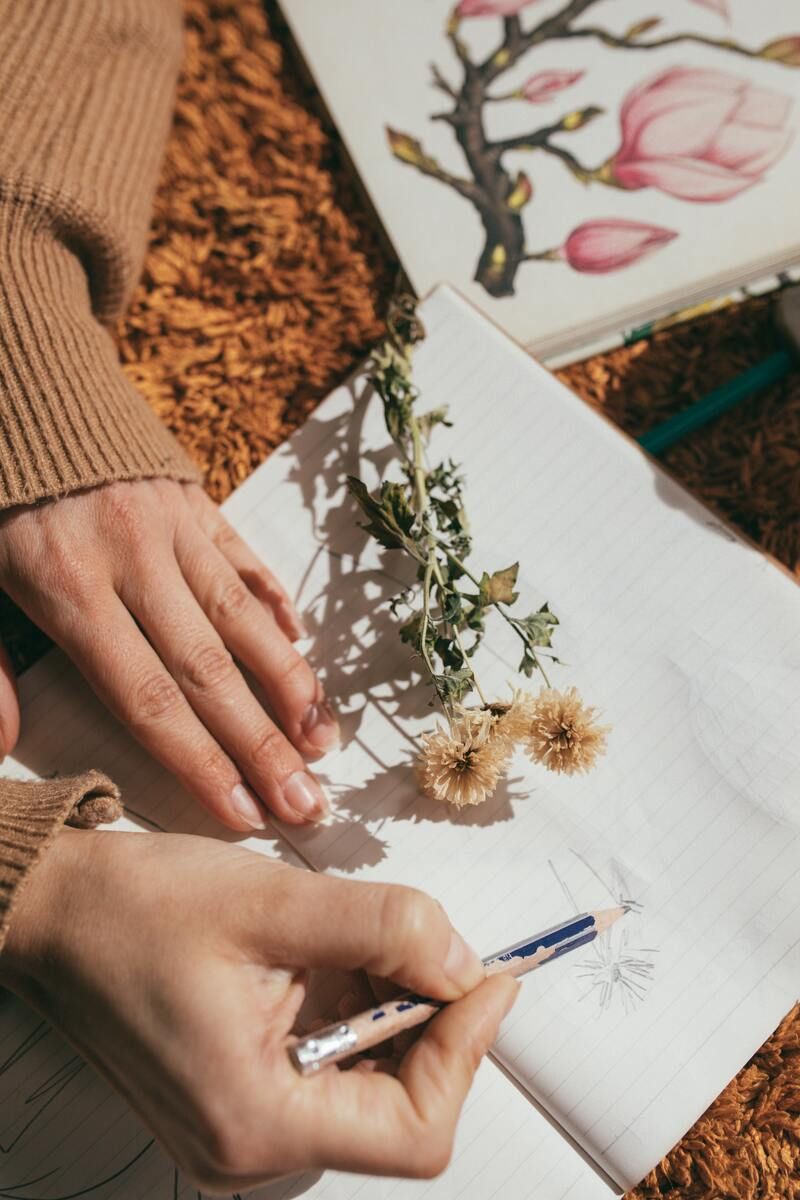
[0, 0, 201, 510]
[0, 771, 122, 952]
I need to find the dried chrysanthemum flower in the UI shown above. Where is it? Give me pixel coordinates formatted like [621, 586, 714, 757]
[486, 690, 538, 746]
[525, 687, 609, 775]
[417, 710, 510, 808]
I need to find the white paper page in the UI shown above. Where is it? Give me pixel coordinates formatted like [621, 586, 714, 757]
[0, 353, 610, 1197]
[283, 0, 800, 361]
[218, 286, 800, 1189]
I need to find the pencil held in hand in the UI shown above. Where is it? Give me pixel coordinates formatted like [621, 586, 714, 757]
[289, 906, 628, 1075]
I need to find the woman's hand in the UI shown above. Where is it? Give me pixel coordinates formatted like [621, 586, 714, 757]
[0, 478, 339, 829]
[1, 830, 518, 1191]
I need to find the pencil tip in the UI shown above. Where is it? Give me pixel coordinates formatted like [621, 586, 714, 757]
[622, 903, 632, 914]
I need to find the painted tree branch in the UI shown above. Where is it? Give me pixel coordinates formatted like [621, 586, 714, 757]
[558, 27, 785, 61]
[388, 0, 798, 297]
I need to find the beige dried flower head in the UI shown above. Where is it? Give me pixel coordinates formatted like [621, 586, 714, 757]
[417, 710, 510, 808]
[525, 687, 609, 775]
[487, 690, 538, 746]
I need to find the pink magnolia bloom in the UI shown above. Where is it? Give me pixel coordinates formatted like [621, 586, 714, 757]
[456, 0, 540, 16]
[611, 67, 793, 202]
[691, 0, 729, 16]
[561, 219, 677, 274]
[520, 69, 584, 103]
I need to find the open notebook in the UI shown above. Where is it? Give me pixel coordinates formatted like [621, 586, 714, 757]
[2, 286, 799, 1199]
[281, 0, 800, 364]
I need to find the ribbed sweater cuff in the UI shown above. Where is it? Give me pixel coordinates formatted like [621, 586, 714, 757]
[0, 770, 122, 952]
[0, 212, 200, 509]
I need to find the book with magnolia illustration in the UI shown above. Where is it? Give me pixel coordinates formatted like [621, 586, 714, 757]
[282, 0, 800, 362]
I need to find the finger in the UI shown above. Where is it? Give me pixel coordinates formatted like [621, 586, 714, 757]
[0, 643, 20, 758]
[249, 872, 485, 1002]
[184, 484, 306, 641]
[52, 596, 266, 830]
[300, 975, 519, 1177]
[174, 524, 339, 759]
[121, 557, 327, 825]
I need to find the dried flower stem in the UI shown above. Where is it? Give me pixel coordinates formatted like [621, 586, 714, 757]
[435, 541, 553, 688]
[347, 296, 608, 806]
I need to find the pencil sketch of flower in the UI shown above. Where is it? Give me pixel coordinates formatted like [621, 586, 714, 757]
[602, 68, 793, 201]
[576, 926, 658, 1013]
[387, 2, 800, 297]
[549, 851, 657, 1014]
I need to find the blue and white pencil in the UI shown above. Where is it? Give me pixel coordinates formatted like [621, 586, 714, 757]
[289, 906, 628, 1075]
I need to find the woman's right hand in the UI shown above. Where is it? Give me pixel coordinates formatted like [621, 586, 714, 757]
[1, 829, 518, 1193]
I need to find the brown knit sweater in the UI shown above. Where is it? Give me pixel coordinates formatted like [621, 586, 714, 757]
[0, 0, 197, 949]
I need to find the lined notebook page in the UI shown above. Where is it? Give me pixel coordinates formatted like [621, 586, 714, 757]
[220, 286, 800, 1188]
[2, 285, 797, 1197]
[0, 286, 616, 1199]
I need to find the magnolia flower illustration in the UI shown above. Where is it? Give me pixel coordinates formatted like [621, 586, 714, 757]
[455, 0, 539, 16]
[388, 3, 800, 297]
[558, 218, 677, 274]
[601, 68, 793, 202]
[517, 70, 584, 104]
[691, 0, 729, 17]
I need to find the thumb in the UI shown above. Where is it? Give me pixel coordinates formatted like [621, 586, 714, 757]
[0, 643, 20, 760]
[261, 871, 485, 1001]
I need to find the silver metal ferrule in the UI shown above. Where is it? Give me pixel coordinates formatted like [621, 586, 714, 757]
[289, 1024, 359, 1076]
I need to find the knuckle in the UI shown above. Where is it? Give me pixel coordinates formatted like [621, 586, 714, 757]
[212, 577, 250, 621]
[248, 723, 285, 771]
[182, 641, 234, 690]
[130, 671, 183, 723]
[408, 1134, 453, 1180]
[212, 520, 238, 552]
[182, 1126, 256, 1192]
[102, 486, 148, 552]
[205, 1123, 253, 1179]
[41, 539, 99, 604]
[381, 885, 439, 952]
[195, 747, 236, 787]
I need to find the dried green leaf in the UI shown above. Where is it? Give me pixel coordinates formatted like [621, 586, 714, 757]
[480, 563, 519, 606]
[432, 666, 473, 704]
[516, 603, 559, 648]
[346, 476, 417, 554]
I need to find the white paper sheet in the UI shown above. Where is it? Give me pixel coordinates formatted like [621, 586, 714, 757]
[221, 286, 800, 1188]
[2, 286, 797, 1198]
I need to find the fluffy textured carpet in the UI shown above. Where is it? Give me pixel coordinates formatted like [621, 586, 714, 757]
[4, 1, 799, 1194]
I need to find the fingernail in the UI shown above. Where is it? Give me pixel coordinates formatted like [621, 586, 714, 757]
[301, 700, 340, 753]
[284, 771, 329, 821]
[444, 929, 484, 991]
[231, 783, 268, 830]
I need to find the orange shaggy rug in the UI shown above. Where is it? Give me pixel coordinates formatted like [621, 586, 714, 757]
[2, 2, 798, 1195]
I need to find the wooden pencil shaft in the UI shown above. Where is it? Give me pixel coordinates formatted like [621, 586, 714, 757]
[288, 907, 625, 1075]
